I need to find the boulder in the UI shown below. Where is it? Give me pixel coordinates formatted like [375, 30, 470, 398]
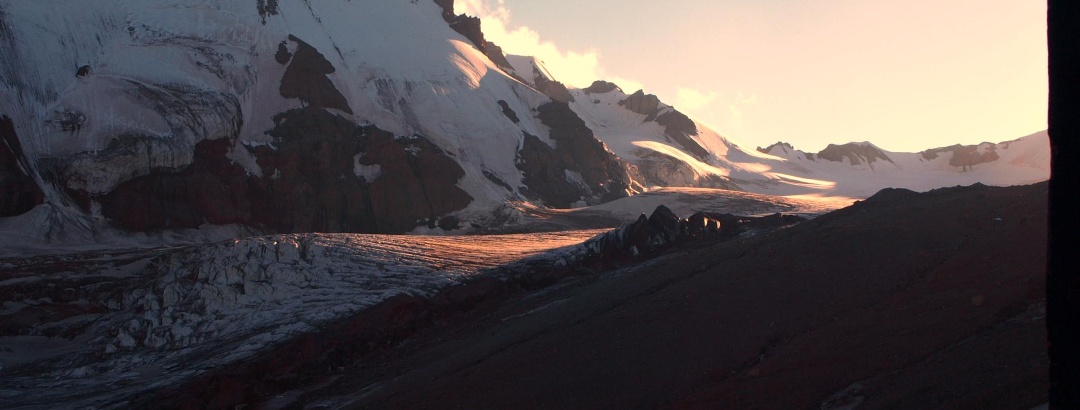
[647, 205, 682, 244]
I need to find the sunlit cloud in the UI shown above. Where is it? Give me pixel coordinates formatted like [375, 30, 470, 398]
[673, 90, 763, 148]
[675, 87, 719, 111]
[456, 0, 643, 91]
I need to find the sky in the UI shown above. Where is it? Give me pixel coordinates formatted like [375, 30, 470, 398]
[456, 0, 1047, 153]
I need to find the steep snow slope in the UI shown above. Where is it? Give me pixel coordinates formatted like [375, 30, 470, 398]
[0, 0, 636, 237]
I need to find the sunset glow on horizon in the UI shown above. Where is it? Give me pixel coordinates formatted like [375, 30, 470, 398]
[459, 0, 1047, 153]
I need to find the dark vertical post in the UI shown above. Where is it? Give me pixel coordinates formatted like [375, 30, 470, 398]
[1048, 1, 1080, 408]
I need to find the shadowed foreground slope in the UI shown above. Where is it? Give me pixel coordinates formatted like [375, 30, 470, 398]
[317, 182, 1046, 409]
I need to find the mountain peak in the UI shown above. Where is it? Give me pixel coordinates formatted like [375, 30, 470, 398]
[758, 141, 797, 155]
[584, 80, 622, 94]
[817, 142, 895, 166]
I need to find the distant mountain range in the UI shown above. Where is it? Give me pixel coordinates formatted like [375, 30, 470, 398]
[0, 0, 1049, 241]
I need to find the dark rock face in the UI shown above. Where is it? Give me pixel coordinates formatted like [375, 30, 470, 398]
[487, 43, 531, 85]
[584, 80, 620, 94]
[531, 67, 574, 103]
[484, 41, 517, 74]
[647, 205, 681, 243]
[279, 35, 352, 114]
[449, 15, 485, 52]
[98, 107, 471, 234]
[516, 133, 589, 208]
[921, 143, 1001, 171]
[274, 41, 292, 64]
[618, 90, 661, 116]
[817, 143, 895, 166]
[685, 212, 722, 240]
[256, 0, 279, 25]
[433, 0, 454, 19]
[655, 110, 709, 160]
[433, 0, 487, 53]
[516, 102, 634, 208]
[0, 116, 45, 217]
[497, 100, 519, 123]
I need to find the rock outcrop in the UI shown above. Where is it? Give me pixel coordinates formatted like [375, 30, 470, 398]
[584, 81, 620, 95]
[618, 90, 661, 117]
[818, 142, 896, 167]
[97, 107, 472, 234]
[655, 109, 709, 160]
[278, 35, 353, 114]
[434, 0, 488, 53]
[584, 205, 803, 261]
[517, 102, 637, 208]
[532, 67, 575, 103]
[921, 143, 1001, 171]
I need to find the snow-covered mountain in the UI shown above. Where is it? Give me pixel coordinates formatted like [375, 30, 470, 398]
[0, 0, 1050, 241]
[488, 55, 1049, 198]
[0, 0, 638, 239]
[753, 132, 1050, 196]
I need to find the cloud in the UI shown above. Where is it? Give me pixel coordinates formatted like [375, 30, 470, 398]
[455, 0, 642, 91]
[675, 87, 720, 111]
